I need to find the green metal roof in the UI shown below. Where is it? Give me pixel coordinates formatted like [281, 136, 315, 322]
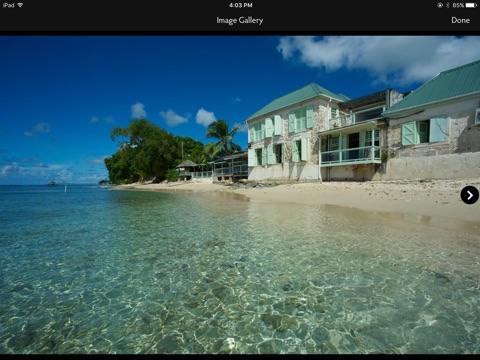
[384, 59, 480, 115]
[245, 83, 348, 122]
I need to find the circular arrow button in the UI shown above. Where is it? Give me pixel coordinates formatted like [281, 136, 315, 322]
[461, 186, 479, 205]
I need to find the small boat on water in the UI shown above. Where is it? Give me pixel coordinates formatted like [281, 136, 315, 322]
[47, 181, 58, 186]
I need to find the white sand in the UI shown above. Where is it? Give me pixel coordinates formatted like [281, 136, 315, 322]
[114, 178, 480, 224]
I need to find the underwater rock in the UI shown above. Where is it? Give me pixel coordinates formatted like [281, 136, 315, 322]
[260, 313, 299, 332]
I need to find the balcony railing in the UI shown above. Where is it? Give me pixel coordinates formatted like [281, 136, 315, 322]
[178, 170, 192, 177]
[321, 146, 381, 166]
[191, 165, 248, 178]
[329, 106, 385, 130]
[213, 165, 248, 176]
[191, 171, 213, 179]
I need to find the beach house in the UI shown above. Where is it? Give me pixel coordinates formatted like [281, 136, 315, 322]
[245, 83, 349, 181]
[380, 59, 480, 180]
[189, 151, 249, 183]
[318, 88, 404, 180]
[245, 59, 480, 182]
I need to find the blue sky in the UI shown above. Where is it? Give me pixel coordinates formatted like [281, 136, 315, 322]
[1, 35, 480, 185]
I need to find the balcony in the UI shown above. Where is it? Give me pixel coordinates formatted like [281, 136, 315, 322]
[178, 170, 192, 177]
[329, 106, 385, 130]
[213, 164, 248, 176]
[191, 171, 212, 179]
[321, 146, 381, 167]
[191, 165, 248, 179]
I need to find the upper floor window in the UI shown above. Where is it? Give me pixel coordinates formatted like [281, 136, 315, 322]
[331, 108, 338, 119]
[289, 104, 314, 133]
[250, 114, 282, 142]
[249, 122, 264, 142]
[265, 115, 283, 138]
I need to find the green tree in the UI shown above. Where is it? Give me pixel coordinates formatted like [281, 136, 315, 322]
[105, 118, 180, 184]
[204, 119, 242, 159]
[104, 146, 137, 184]
[175, 136, 207, 164]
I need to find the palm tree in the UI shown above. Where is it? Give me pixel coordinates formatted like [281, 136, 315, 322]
[204, 119, 242, 159]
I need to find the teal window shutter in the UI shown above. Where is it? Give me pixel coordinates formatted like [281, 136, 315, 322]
[249, 126, 255, 142]
[402, 121, 417, 145]
[295, 109, 305, 131]
[306, 105, 314, 129]
[248, 148, 256, 166]
[274, 115, 282, 135]
[429, 116, 448, 142]
[253, 123, 262, 142]
[267, 143, 274, 164]
[265, 117, 273, 138]
[288, 112, 296, 133]
[292, 140, 299, 162]
[261, 148, 266, 166]
[301, 138, 309, 161]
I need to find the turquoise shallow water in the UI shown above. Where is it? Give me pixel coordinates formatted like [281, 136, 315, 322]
[0, 185, 479, 354]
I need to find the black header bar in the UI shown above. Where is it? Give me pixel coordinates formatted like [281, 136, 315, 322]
[1, 1, 479, 34]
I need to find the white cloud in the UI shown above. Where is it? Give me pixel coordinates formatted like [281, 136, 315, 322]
[131, 102, 147, 119]
[34, 162, 49, 168]
[195, 108, 216, 127]
[88, 156, 108, 165]
[234, 122, 248, 133]
[24, 122, 51, 137]
[57, 169, 73, 182]
[44, 164, 64, 170]
[0, 159, 109, 185]
[1, 162, 20, 176]
[277, 36, 480, 86]
[90, 115, 114, 124]
[159, 110, 188, 126]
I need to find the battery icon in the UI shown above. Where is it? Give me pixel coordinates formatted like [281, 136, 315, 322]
[466, 2, 477, 7]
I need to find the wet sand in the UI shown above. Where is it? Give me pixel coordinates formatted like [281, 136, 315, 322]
[114, 179, 480, 225]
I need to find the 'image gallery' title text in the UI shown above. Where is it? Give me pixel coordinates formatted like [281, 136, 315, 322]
[217, 17, 264, 26]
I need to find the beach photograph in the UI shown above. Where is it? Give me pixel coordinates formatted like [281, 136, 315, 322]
[1, 35, 480, 354]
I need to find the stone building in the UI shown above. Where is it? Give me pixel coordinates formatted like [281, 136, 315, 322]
[380, 59, 480, 180]
[245, 83, 349, 181]
[318, 88, 404, 180]
[245, 59, 480, 182]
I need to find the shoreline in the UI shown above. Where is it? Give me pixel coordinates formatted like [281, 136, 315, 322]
[113, 178, 480, 227]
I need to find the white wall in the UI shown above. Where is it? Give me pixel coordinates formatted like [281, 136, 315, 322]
[248, 163, 320, 181]
[375, 152, 480, 180]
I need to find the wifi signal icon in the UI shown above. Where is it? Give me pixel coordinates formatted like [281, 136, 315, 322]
[17, 2, 23, 7]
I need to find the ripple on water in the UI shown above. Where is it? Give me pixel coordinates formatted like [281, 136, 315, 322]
[1, 188, 479, 354]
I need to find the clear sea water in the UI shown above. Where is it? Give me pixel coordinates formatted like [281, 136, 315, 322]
[1, 184, 479, 354]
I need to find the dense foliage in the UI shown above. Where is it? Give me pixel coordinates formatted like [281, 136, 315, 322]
[104, 119, 205, 184]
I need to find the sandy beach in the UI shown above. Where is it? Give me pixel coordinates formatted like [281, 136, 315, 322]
[114, 178, 480, 226]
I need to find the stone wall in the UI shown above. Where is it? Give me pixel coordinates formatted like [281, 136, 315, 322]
[375, 152, 480, 180]
[387, 98, 480, 158]
[247, 97, 332, 181]
[376, 97, 480, 180]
